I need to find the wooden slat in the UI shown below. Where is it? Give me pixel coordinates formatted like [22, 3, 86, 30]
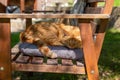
[15, 55, 29, 63]
[11, 43, 21, 61]
[62, 59, 73, 66]
[20, 0, 25, 12]
[11, 49, 85, 74]
[88, 0, 105, 3]
[34, 0, 37, 10]
[45, 0, 69, 3]
[85, 7, 103, 14]
[47, 59, 58, 65]
[12, 52, 21, 61]
[0, 14, 110, 19]
[31, 57, 43, 64]
[0, 18, 11, 80]
[12, 63, 85, 74]
[45, 6, 71, 11]
[76, 61, 84, 67]
[11, 42, 20, 54]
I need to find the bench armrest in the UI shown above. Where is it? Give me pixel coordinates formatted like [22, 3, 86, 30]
[0, 13, 110, 19]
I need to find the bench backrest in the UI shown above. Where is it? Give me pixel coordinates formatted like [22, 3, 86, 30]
[85, 0, 114, 14]
[0, 0, 114, 15]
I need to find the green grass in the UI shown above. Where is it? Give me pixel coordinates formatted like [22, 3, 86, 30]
[11, 28, 120, 80]
[11, 32, 20, 47]
[99, 28, 120, 80]
[114, 0, 120, 6]
[98, 0, 120, 6]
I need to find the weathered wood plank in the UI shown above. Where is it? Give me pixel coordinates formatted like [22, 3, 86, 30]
[11, 42, 20, 54]
[12, 52, 21, 61]
[12, 63, 85, 74]
[0, 18, 11, 80]
[62, 59, 73, 66]
[20, 0, 25, 12]
[15, 55, 29, 63]
[79, 23, 99, 80]
[0, 14, 110, 19]
[47, 59, 58, 65]
[31, 57, 43, 64]
[76, 61, 84, 67]
[102, 0, 114, 14]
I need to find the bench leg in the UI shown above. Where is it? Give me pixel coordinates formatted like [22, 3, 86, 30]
[95, 19, 108, 62]
[0, 19, 12, 80]
[79, 23, 99, 80]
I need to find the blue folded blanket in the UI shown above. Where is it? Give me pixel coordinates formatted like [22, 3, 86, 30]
[19, 42, 83, 60]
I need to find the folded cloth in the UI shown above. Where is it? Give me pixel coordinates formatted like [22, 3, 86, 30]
[19, 42, 83, 60]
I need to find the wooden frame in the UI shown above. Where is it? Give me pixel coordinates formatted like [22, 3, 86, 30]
[0, 0, 114, 80]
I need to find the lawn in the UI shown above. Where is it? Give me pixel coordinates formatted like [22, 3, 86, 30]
[99, 28, 120, 80]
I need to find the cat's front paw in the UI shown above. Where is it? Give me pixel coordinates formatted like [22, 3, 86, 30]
[49, 52, 57, 58]
[38, 46, 57, 58]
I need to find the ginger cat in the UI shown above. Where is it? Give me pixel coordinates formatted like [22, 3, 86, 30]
[20, 22, 82, 58]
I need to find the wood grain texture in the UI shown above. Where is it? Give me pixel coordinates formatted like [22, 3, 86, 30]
[79, 23, 99, 80]
[20, 0, 24, 12]
[0, 14, 110, 19]
[0, 19, 11, 80]
[12, 63, 85, 74]
[103, 0, 114, 14]
[11, 50, 85, 74]
[0, 0, 8, 12]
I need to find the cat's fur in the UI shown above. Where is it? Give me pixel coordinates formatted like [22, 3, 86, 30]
[20, 22, 82, 58]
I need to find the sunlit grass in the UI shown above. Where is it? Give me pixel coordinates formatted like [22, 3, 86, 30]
[99, 28, 120, 79]
[98, 0, 120, 7]
[114, 0, 120, 6]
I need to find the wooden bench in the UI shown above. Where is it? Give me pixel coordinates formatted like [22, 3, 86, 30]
[0, 0, 114, 80]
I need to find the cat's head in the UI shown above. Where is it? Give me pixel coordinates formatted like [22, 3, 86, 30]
[20, 31, 34, 43]
[62, 37, 82, 49]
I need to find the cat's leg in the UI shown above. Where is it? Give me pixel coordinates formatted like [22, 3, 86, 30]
[34, 39, 57, 58]
[38, 45, 57, 58]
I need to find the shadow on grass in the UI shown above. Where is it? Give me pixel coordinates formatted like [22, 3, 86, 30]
[99, 29, 120, 77]
[13, 71, 87, 80]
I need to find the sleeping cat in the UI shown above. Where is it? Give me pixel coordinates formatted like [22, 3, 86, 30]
[20, 22, 82, 58]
